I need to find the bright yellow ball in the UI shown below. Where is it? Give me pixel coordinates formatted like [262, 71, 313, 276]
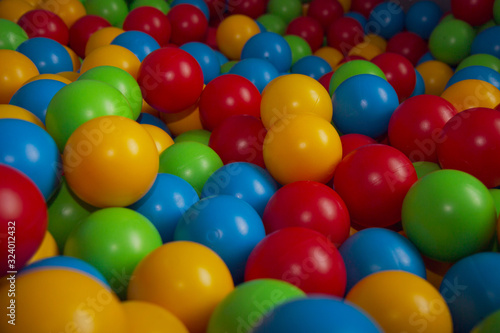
[216, 14, 260, 60]
[441, 79, 500, 112]
[141, 124, 174, 154]
[0, 50, 39, 104]
[123, 301, 189, 333]
[0, 104, 45, 128]
[81, 45, 141, 79]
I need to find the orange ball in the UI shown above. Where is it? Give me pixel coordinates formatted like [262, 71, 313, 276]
[0, 0, 34, 22]
[37, 0, 86, 28]
[123, 301, 189, 333]
[26, 231, 59, 264]
[364, 34, 387, 52]
[57, 71, 80, 82]
[63, 45, 81, 71]
[85, 27, 124, 56]
[0, 50, 39, 104]
[81, 45, 141, 79]
[416, 60, 454, 96]
[141, 124, 174, 154]
[441, 79, 500, 112]
[63, 115, 159, 207]
[314, 46, 344, 69]
[160, 103, 204, 137]
[338, 0, 351, 12]
[0, 104, 45, 128]
[24, 73, 72, 84]
[216, 14, 260, 60]
[348, 42, 383, 60]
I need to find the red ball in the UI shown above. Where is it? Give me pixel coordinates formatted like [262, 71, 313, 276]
[18, 9, 69, 45]
[137, 47, 204, 113]
[333, 144, 417, 228]
[350, 0, 383, 18]
[68, 15, 111, 59]
[123, 7, 171, 46]
[318, 71, 334, 91]
[0, 165, 47, 275]
[199, 74, 261, 131]
[340, 133, 377, 158]
[245, 227, 347, 296]
[307, 0, 344, 31]
[327, 17, 364, 55]
[204, 26, 218, 50]
[386, 32, 428, 67]
[451, 0, 494, 26]
[286, 16, 325, 52]
[166, 4, 208, 45]
[209, 115, 266, 168]
[231, 0, 267, 19]
[204, 0, 221, 21]
[336, 55, 365, 66]
[437, 108, 500, 188]
[388, 95, 457, 163]
[371, 52, 416, 102]
[263, 181, 350, 247]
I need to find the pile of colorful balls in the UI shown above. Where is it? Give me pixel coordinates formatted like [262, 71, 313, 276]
[2, 0, 500, 331]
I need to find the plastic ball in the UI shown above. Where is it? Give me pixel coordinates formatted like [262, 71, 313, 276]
[471, 26, 500, 58]
[314, 46, 344, 68]
[17, 9, 69, 45]
[0, 164, 47, 275]
[371, 52, 416, 102]
[291, 55, 332, 79]
[327, 17, 364, 55]
[174, 129, 211, 145]
[208, 279, 306, 333]
[159, 141, 223, 194]
[37, 0, 86, 28]
[123, 301, 189, 333]
[0, 269, 127, 333]
[167, 4, 208, 45]
[251, 297, 382, 333]
[457, 53, 500, 72]
[123, 6, 170, 46]
[405, 1, 442, 39]
[286, 16, 324, 52]
[141, 123, 173, 153]
[171, 0, 209, 20]
[340, 133, 376, 158]
[473, 309, 500, 333]
[441, 79, 500, 112]
[256, 13, 286, 35]
[413, 161, 441, 179]
[180, 42, 220, 84]
[0, 104, 44, 128]
[329, 60, 386, 94]
[416, 60, 454, 95]
[366, 2, 405, 39]
[130, 0, 171, 14]
[267, 0, 301, 24]
[221, 60, 238, 73]
[217, 15, 260, 60]
[111, 30, 160, 62]
[263, 181, 350, 246]
[350, 0, 383, 18]
[452, 0, 494, 26]
[345, 11, 368, 27]
[129, 173, 199, 243]
[229, 58, 279, 93]
[446, 65, 500, 90]
[0, 18, 28, 50]
[128, 241, 234, 333]
[332, 74, 398, 138]
[81, 44, 141, 78]
[318, 71, 334, 90]
[64, 45, 81, 71]
[25, 230, 58, 264]
[16, 37, 72, 75]
[84, 26, 124, 56]
[284, 34, 312, 65]
[429, 19, 475, 65]
[388, 95, 458, 163]
[0, 0, 34, 22]
[241, 32, 292, 72]
[85, 0, 129, 27]
[347, 41, 383, 60]
[386, 31, 428, 66]
[245, 227, 347, 296]
[346, 271, 452, 333]
[263, 114, 342, 184]
[364, 33, 387, 51]
[160, 103, 204, 136]
[307, 0, 344, 31]
[68, 15, 111, 58]
[402, 169, 496, 262]
[199, 74, 261, 131]
[409, 69, 425, 97]
[64, 207, 161, 297]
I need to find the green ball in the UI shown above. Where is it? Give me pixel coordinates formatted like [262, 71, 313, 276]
[46, 80, 133, 151]
[489, 189, 500, 218]
[130, 0, 170, 14]
[64, 207, 162, 299]
[78, 66, 142, 119]
[284, 35, 312, 66]
[402, 170, 497, 263]
[221, 60, 238, 74]
[472, 309, 500, 333]
[440, 13, 455, 24]
[429, 19, 475, 65]
[267, 0, 302, 24]
[159, 142, 223, 194]
[85, 0, 129, 27]
[174, 129, 211, 145]
[494, 0, 500, 24]
[207, 279, 306, 333]
[329, 60, 386, 95]
[48, 178, 97, 252]
[412, 161, 440, 179]
[457, 54, 500, 73]
[0, 19, 28, 50]
[257, 14, 287, 35]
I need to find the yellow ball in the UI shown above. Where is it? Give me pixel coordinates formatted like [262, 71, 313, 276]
[348, 42, 383, 60]
[141, 123, 174, 154]
[416, 60, 454, 96]
[26, 231, 59, 264]
[441, 79, 500, 112]
[81, 45, 141, 79]
[338, 0, 351, 12]
[0, 269, 127, 333]
[24, 73, 72, 85]
[364, 34, 387, 52]
[64, 45, 81, 72]
[85, 27, 125, 56]
[37, 0, 86, 28]
[0, 0, 34, 22]
[141, 99, 160, 117]
[216, 14, 260, 60]
[123, 301, 189, 333]
[63, 116, 159, 208]
[0, 50, 39, 104]
[127, 241, 234, 333]
[263, 114, 342, 185]
[160, 103, 204, 137]
[58, 71, 80, 82]
[0, 104, 45, 128]
[261, 74, 333, 129]
[314, 46, 344, 69]
[346, 271, 453, 333]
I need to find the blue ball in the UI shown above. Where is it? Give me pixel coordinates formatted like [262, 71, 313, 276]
[251, 297, 382, 333]
[111, 30, 160, 62]
[229, 58, 279, 92]
[9, 79, 67, 124]
[180, 42, 221, 84]
[16, 37, 73, 74]
[201, 162, 278, 216]
[171, 0, 210, 20]
[439, 252, 500, 333]
[137, 112, 171, 135]
[214, 50, 229, 66]
[366, 2, 405, 39]
[241, 32, 293, 73]
[174, 195, 266, 283]
[445, 65, 500, 90]
[416, 51, 435, 65]
[405, 1, 443, 40]
[256, 20, 267, 32]
[0, 119, 61, 200]
[345, 12, 367, 30]
[410, 69, 425, 97]
[471, 26, 500, 58]
[339, 228, 426, 292]
[291, 55, 332, 80]
[21, 256, 110, 288]
[129, 173, 199, 243]
[332, 74, 399, 138]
